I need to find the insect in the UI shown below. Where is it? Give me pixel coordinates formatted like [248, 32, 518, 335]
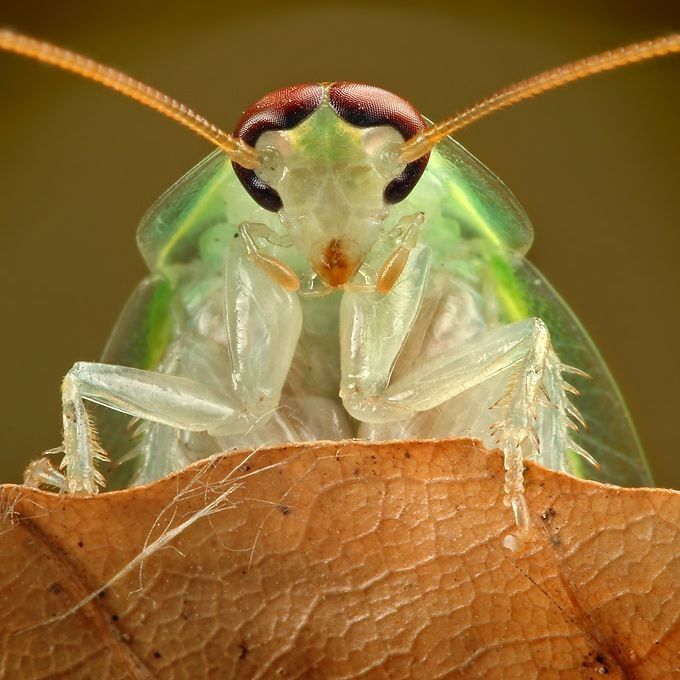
[1, 30, 677, 549]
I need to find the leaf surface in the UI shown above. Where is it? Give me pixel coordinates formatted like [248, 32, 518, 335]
[1, 439, 678, 678]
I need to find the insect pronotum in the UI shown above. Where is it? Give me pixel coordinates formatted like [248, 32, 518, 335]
[1, 29, 678, 550]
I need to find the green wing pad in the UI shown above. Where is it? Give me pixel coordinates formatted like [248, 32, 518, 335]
[136, 150, 273, 277]
[409, 131, 534, 257]
[409, 134, 649, 487]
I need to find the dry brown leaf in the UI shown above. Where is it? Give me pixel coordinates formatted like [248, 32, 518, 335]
[0, 439, 678, 679]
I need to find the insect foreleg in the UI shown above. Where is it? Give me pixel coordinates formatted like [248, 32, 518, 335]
[339, 243, 431, 413]
[341, 261, 558, 541]
[224, 233, 303, 408]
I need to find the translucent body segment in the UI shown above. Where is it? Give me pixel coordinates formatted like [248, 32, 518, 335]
[340, 244, 431, 401]
[386, 319, 547, 414]
[224, 239, 303, 406]
[127, 335, 352, 484]
[281, 396, 353, 441]
[288, 293, 343, 400]
[60, 359, 271, 493]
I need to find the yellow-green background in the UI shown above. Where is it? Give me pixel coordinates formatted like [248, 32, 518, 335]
[0, 2, 678, 487]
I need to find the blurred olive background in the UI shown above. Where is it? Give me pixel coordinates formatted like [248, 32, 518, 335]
[0, 1, 678, 487]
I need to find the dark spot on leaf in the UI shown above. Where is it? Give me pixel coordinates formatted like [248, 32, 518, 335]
[404, 451, 411, 459]
[541, 507, 556, 523]
[153, 651, 162, 659]
[595, 654, 608, 670]
[582, 650, 609, 675]
[77, 540, 84, 547]
[238, 642, 248, 659]
[112, 614, 119, 622]
[279, 505, 290, 515]
[49, 582, 63, 595]
[98, 590, 106, 598]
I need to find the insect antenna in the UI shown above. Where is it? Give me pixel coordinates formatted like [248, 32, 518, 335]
[400, 34, 680, 163]
[0, 29, 261, 169]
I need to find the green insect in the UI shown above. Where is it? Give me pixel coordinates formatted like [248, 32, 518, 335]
[2, 30, 677, 549]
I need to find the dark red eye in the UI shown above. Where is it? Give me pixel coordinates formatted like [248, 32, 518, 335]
[328, 82, 429, 203]
[232, 84, 324, 211]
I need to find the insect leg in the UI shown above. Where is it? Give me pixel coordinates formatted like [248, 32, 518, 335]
[24, 456, 67, 489]
[59, 362, 268, 492]
[238, 221, 299, 291]
[339, 243, 431, 414]
[534, 348, 594, 472]
[224, 227, 303, 410]
[43, 238, 303, 494]
[341, 258, 556, 541]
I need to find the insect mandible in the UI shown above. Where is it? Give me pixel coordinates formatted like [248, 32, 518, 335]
[1, 30, 677, 550]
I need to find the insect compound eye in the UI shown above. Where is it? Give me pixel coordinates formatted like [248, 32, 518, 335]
[232, 84, 324, 211]
[328, 82, 430, 204]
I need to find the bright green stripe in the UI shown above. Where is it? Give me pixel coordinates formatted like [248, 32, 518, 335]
[144, 280, 173, 369]
[448, 181, 503, 250]
[490, 253, 529, 321]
